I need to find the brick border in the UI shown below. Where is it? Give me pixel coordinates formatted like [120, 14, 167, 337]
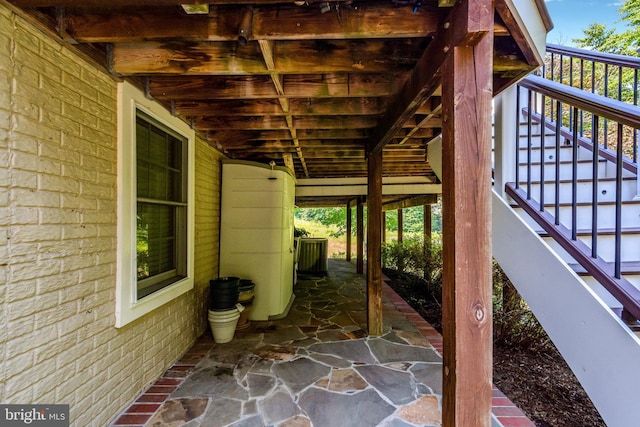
[109, 337, 213, 426]
[383, 283, 535, 427]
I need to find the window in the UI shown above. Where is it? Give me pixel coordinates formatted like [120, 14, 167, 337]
[135, 113, 188, 299]
[116, 82, 195, 327]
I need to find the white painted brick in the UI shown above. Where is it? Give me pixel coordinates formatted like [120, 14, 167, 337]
[60, 133, 97, 156]
[36, 271, 80, 295]
[3, 386, 34, 404]
[5, 278, 36, 303]
[59, 193, 97, 210]
[12, 115, 62, 144]
[9, 224, 62, 243]
[61, 164, 97, 183]
[61, 224, 98, 240]
[39, 142, 81, 164]
[12, 149, 63, 174]
[82, 152, 115, 174]
[7, 290, 58, 322]
[10, 257, 62, 283]
[38, 173, 80, 194]
[56, 311, 95, 339]
[80, 181, 112, 199]
[39, 74, 82, 108]
[5, 352, 34, 380]
[41, 110, 83, 137]
[63, 102, 101, 131]
[80, 125, 114, 149]
[34, 332, 75, 364]
[10, 95, 40, 121]
[8, 169, 37, 189]
[5, 317, 34, 341]
[38, 207, 80, 225]
[77, 288, 111, 314]
[35, 300, 78, 329]
[5, 323, 57, 360]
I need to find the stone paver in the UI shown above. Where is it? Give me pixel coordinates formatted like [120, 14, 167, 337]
[111, 259, 533, 427]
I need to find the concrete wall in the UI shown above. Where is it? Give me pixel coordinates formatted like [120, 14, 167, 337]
[0, 3, 221, 425]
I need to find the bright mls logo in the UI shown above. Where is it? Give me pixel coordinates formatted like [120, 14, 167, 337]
[0, 405, 69, 426]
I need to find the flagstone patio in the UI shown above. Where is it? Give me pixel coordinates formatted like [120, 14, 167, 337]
[111, 259, 533, 427]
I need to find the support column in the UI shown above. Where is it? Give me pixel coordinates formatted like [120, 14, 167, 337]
[356, 196, 364, 274]
[346, 200, 352, 262]
[423, 203, 433, 280]
[367, 151, 383, 336]
[397, 208, 403, 244]
[441, 33, 493, 427]
[423, 203, 432, 242]
[382, 211, 386, 244]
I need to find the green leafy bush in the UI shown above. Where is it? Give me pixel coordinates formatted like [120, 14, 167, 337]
[383, 238, 552, 353]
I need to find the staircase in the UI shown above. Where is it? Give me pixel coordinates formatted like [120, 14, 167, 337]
[492, 45, 640, 427]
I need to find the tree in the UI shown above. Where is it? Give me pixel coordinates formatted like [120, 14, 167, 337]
[573, 0, 639, 56]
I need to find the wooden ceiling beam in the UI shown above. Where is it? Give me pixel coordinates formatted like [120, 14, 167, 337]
[293, 116, 378, 130]
[297, 129, 370, 140]
[110, 39, 427, 75]
[207, 129, 292, 142]
[147, 73, 406, 100]
[57, 2, 446, 43]
[367, 0, 492, 154]
[382, 194, 439, 211]
[258, 38, 308, 177]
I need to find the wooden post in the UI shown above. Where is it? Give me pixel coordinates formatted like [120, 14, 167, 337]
[441, 30, 493, 427]
[423, 203, 433, 280]
[397, 208, 403, 244]
[423, 203, 432, 242]
[346, 200, 352, 262]
[356, 196, 364, 274]
[367, 150, 383, 336]
[382, 211, 386, 244]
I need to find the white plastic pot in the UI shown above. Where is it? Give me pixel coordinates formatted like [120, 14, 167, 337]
[208, 304, 244, 343]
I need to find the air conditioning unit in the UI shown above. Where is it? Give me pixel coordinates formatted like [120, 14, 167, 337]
[297, 238, 328, 275]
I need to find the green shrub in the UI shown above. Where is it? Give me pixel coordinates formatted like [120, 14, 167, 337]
[383, 238, 552, 353]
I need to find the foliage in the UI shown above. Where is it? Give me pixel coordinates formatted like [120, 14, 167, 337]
[573, 0, 640, 55]
[295, 200, 443, 239]
[294, 227, 309, 237]
[294, 218, 342, 239]
[382, 238, 552, 353]
[492, 262, 553, 352]
[381, 235, 442, 286]
[295, 207, 350, 237]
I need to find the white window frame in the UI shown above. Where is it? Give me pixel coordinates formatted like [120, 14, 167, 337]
[116, 81, 195, 328]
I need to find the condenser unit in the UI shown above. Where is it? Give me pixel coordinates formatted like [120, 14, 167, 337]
[297, 238, 328, 275]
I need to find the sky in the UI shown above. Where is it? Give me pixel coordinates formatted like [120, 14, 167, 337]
[544, 0, 630, 46]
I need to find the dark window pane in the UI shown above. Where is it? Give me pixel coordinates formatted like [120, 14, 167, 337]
[137, 203, 176, 280]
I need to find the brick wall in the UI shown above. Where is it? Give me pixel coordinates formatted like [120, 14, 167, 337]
[0, 3, 221, 425]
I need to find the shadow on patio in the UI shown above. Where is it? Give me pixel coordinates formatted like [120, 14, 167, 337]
[112, 259, 529, 427]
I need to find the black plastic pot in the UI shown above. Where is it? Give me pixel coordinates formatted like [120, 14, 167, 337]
[209, 277, 240, 310]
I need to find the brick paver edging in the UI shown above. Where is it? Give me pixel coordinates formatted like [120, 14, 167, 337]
[382, 282, 536, 427]
[109, 338, 213, 426]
